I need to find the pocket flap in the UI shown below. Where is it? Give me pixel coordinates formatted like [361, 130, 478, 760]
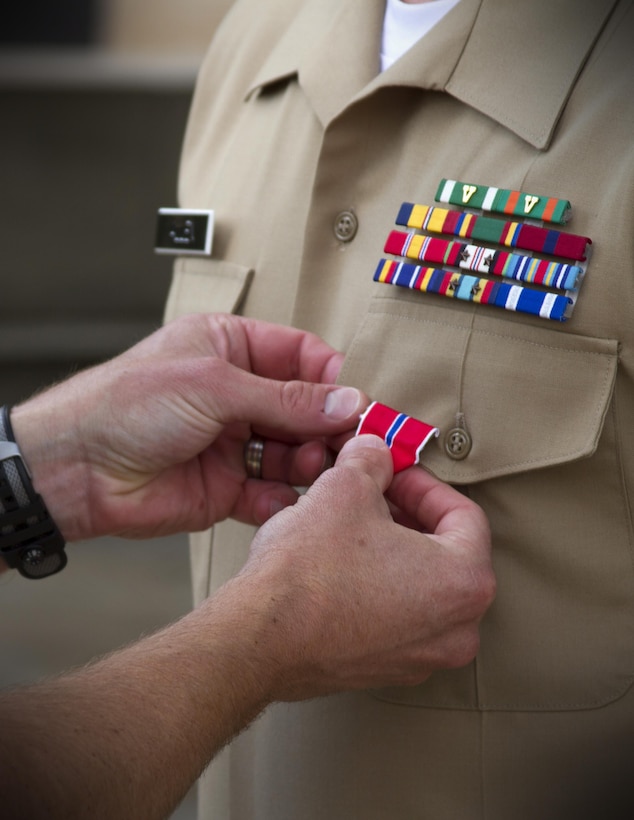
[339, 297, 618, 483]
[164, 258, 254, 322]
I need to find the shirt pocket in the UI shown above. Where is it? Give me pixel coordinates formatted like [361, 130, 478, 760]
[164, 257, 254, 322]
[339, 295, 618, 484]
[339, 294, 630, 712]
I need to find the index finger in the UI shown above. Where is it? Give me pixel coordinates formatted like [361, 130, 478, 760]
[120, 314, 345, 385]
[240, 318, 345, 384]
[387, 468, 490, 546]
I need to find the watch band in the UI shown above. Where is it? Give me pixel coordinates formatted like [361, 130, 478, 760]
[0, 406, 67, 579]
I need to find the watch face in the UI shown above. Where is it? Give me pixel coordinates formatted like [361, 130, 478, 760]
[19, 546, 67, 579]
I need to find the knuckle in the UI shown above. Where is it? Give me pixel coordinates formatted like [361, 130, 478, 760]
[340, 465, 382, 501]
[458, 562, 497, 619]
[279, 380, 315, 416]
[447, 629, 482, 669]
[321, 463, 371, 500]
[481, 568, 497, 610]
[396, 670, 433, 688]
[408, 628, 481, 675]
[205, 356, 230, 380]
[474, 565, 497, 612]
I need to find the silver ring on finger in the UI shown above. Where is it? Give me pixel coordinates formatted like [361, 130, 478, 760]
[244, 435, 265, 480]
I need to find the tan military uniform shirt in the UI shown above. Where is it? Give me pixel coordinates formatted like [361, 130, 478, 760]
[165, 0, 634, 816]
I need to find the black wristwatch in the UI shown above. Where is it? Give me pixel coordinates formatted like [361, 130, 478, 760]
[0, 406, 67, 579]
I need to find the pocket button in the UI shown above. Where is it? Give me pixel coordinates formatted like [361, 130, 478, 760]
[444, 427, 472, 460]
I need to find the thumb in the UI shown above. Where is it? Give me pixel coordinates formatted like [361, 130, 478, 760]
[221, 366, 368, 434]
[334, 434, 394, 495]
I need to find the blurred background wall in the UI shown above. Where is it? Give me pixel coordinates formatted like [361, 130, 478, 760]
[0, 0, 235, 401]
[4, 0, 232, 51]
[0, 3, 234, 816]
[105, 0, 232, 52]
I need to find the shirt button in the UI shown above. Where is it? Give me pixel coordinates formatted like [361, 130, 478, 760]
[444, 427, 472, 460]
[333, 210, 358, 242]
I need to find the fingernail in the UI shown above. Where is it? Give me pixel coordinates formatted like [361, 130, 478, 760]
[324, 388, 362, 420]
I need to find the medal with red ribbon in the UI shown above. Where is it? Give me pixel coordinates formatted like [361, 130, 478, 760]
[356, 402, 439, 472]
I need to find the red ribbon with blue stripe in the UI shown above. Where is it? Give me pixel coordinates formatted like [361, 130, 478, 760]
[356, 402, 439, 472]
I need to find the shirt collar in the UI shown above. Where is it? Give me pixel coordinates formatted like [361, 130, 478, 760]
[245, 0, 383, 124]
[245, 0, 618, 149]
[444, 0, 619, 149]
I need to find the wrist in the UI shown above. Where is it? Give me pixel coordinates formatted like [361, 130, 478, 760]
[10, 397, 92, 542]
[198, 574, 286, 705]
[225, 553, 327, 703]
[0, 406, 68, 578]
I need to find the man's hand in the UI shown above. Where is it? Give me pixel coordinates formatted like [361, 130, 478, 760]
[9, 313, 367, 542]
[0, 436, 494, 819]
[235, 434, 496, 698]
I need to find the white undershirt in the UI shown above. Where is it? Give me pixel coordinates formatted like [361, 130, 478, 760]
[381, 0, 463, 72]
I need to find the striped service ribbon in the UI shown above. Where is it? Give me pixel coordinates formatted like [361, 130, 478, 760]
[384, 231, 583, 291]
[435, 179, 571, 225]
[374, 259, 572, 322]
[396, 203, 591, 262]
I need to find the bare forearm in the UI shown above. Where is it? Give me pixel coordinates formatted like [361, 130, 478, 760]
[0, 578, 278, 819]
[0, 439, 495, 815]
